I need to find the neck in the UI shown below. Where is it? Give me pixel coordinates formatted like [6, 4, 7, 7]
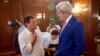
[27, 27, 34, 33]
[63, 14, 71, 24]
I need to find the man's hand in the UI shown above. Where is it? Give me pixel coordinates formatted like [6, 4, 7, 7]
[51, 47, 56, 51]
[31, 32, 37, 46]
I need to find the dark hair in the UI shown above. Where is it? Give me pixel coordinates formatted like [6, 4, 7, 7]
[9, 19, 20, 31]
[51, 30, 59, 36]
[24, 16, 34, 27]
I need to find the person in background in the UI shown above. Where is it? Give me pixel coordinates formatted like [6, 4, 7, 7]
[8, 19, 25, 33]
[15, 20, 25, 33]
[45, 30, 59, 56]
[18, 16, 44, 56]
[55, 1, 85, 56]
[40, 32, 51, 56]
[46, 19, 61, 34]
[8, 19, 25, 54]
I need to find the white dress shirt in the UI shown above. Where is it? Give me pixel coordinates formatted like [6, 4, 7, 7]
[18, 28, 44, 56]
[40, 32, 51, 48]
[50, 37, 59, 44]
[65, 15, 72, 25]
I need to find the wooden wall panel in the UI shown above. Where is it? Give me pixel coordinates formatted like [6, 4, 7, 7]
[72, 0, 98, 56]
[21, 1, 52, 31]
[0, 0, 22, 51]
[0, 0, 21, 3]
[92, 0, 100, 55]
[44, 5, 52, 31]
[0, 3, 12, 49]
[21, 3, 45, 31]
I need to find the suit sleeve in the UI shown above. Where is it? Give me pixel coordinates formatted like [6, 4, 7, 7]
[74, 22, 86, 56]
[18, 33, 33, 55]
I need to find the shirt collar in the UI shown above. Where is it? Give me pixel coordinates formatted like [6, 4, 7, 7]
[65, 15, 72, 25]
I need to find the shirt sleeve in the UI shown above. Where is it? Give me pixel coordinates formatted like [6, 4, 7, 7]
[18, 33, 33, 55]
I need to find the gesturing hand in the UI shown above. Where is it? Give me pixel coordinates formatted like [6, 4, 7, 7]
[31, 32, 37, 46]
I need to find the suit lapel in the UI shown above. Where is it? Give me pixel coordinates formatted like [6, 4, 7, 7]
[59, 16, 74, 40]
[59, 23, 71, 40]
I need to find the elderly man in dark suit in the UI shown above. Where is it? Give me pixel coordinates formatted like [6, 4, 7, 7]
[55, 1, 86, 56]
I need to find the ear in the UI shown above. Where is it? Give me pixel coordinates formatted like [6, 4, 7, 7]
[26, 23, 29, 27]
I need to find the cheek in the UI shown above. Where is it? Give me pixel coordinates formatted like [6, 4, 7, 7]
[31, 24, 35, 27]
[58, 15, 64, 21]
[32, 24, 36, 28]
[29, 23, 34, 28]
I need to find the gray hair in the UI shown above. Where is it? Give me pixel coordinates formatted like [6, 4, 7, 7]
[56, 1, 73, 14]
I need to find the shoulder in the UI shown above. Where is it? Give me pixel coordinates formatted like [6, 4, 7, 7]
[72, 16, 83, 25]
[18, 29, 26, 39]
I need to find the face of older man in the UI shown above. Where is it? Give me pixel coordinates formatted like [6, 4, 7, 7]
[56, 10, 68, 22]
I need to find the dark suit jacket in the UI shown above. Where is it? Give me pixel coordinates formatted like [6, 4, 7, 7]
[55, 16, 85, 56]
